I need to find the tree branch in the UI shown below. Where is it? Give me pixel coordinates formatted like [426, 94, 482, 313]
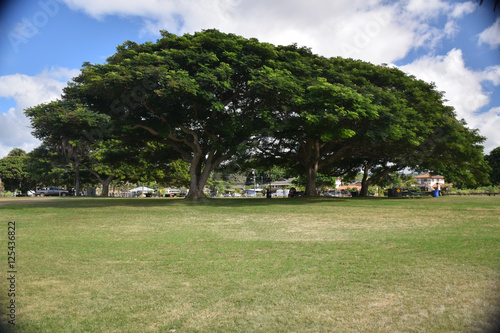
[132, 124, 160, 136]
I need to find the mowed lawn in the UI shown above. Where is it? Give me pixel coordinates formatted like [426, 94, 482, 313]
[0, 196, 499, 332]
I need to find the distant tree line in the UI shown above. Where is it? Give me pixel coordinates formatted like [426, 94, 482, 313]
[1, 30, 495, 198]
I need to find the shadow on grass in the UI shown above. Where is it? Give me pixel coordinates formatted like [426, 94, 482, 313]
[4, 196, 440, 212]
[0, 195, 434, 212]
[0, 196, 386, 210]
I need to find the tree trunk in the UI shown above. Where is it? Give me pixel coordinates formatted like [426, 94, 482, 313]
[359, 177, 371, 197]
[359, 163, 371, 197]
[304, 162, 319, 196]
[100, 175, 114, 197]
[300, 139, 321, 196]
[74, 155, 81, 196]
[185, 155, 213, 200]
[185, 181, 207, 199]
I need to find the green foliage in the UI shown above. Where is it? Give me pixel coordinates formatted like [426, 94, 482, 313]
[165, 159, 191, 188]
[373, 172, 408, 188]
[485, 146, 500, 185]
[250, 47, 488, 196]
[210, 180, 232, 196]
[25, 100, 110, 143]
[25, 144, 72, 187]
[447, 185, 500, 195]
[22, 30, 490, 198]
[294, 173, 338, 191]
[24, 99, 116, 194]
[66, 29, 284, 199]
[0, 148, 30, 191]
[7, 148, 27, 157]
[310, 60, 488, 196]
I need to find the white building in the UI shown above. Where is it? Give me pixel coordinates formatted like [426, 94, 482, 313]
[414, 174, 445, 191]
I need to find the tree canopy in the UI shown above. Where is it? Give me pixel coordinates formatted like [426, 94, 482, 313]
[0, 149, 29, 192]
[25, 99, 112, 195]
[22, 29, 490, 198]
[65, 30, 282, 199]
[249, 49, 489, 195]
[485, 147, 500, 185]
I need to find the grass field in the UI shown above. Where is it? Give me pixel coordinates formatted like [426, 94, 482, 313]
[0, 196, 499, 332]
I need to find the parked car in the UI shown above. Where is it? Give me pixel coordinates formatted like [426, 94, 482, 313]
[35, 187, 71, 197]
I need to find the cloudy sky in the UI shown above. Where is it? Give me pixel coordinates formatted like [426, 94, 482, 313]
[0, 0, 499, 158]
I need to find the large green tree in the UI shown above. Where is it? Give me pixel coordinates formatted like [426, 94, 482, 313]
[25, 100, 184, 196]
[0, 149, 30, 192]
[27, 30, 489, 198]
[484, 147, 500, 186]
[66, 30, 280, 199]
[330, 60, 489, 195]
[25, 144, 75, 189]
[25, 100, 111, 195]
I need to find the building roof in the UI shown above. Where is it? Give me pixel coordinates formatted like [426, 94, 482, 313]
[129, 186, 155, 192]
[415, 174, 444, 179]
[337, 185, 362, 190]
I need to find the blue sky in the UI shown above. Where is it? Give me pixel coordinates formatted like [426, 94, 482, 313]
[1, 3, 146, 75]
[1, 0, 500, 158]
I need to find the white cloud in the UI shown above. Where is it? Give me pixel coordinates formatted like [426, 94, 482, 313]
[399, 49, 500, 153]
[0, 107, 39, 158]
[478, 17, 500, 48]
[62, 0, 176, 20]
[57, 0, 474, 65]
[404, 0, 475, 20]
[450, 1, 476, 18]
[444, 20, 459, 38]
[212, 1, 455, 64]
[481, 65, 500, 85]
[441, 2, 477, 42]
[0, 67, 79, 158]
[406, 0, 449, 20]
[61, 0, 227, 32]
[472, 107, 500, 153]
